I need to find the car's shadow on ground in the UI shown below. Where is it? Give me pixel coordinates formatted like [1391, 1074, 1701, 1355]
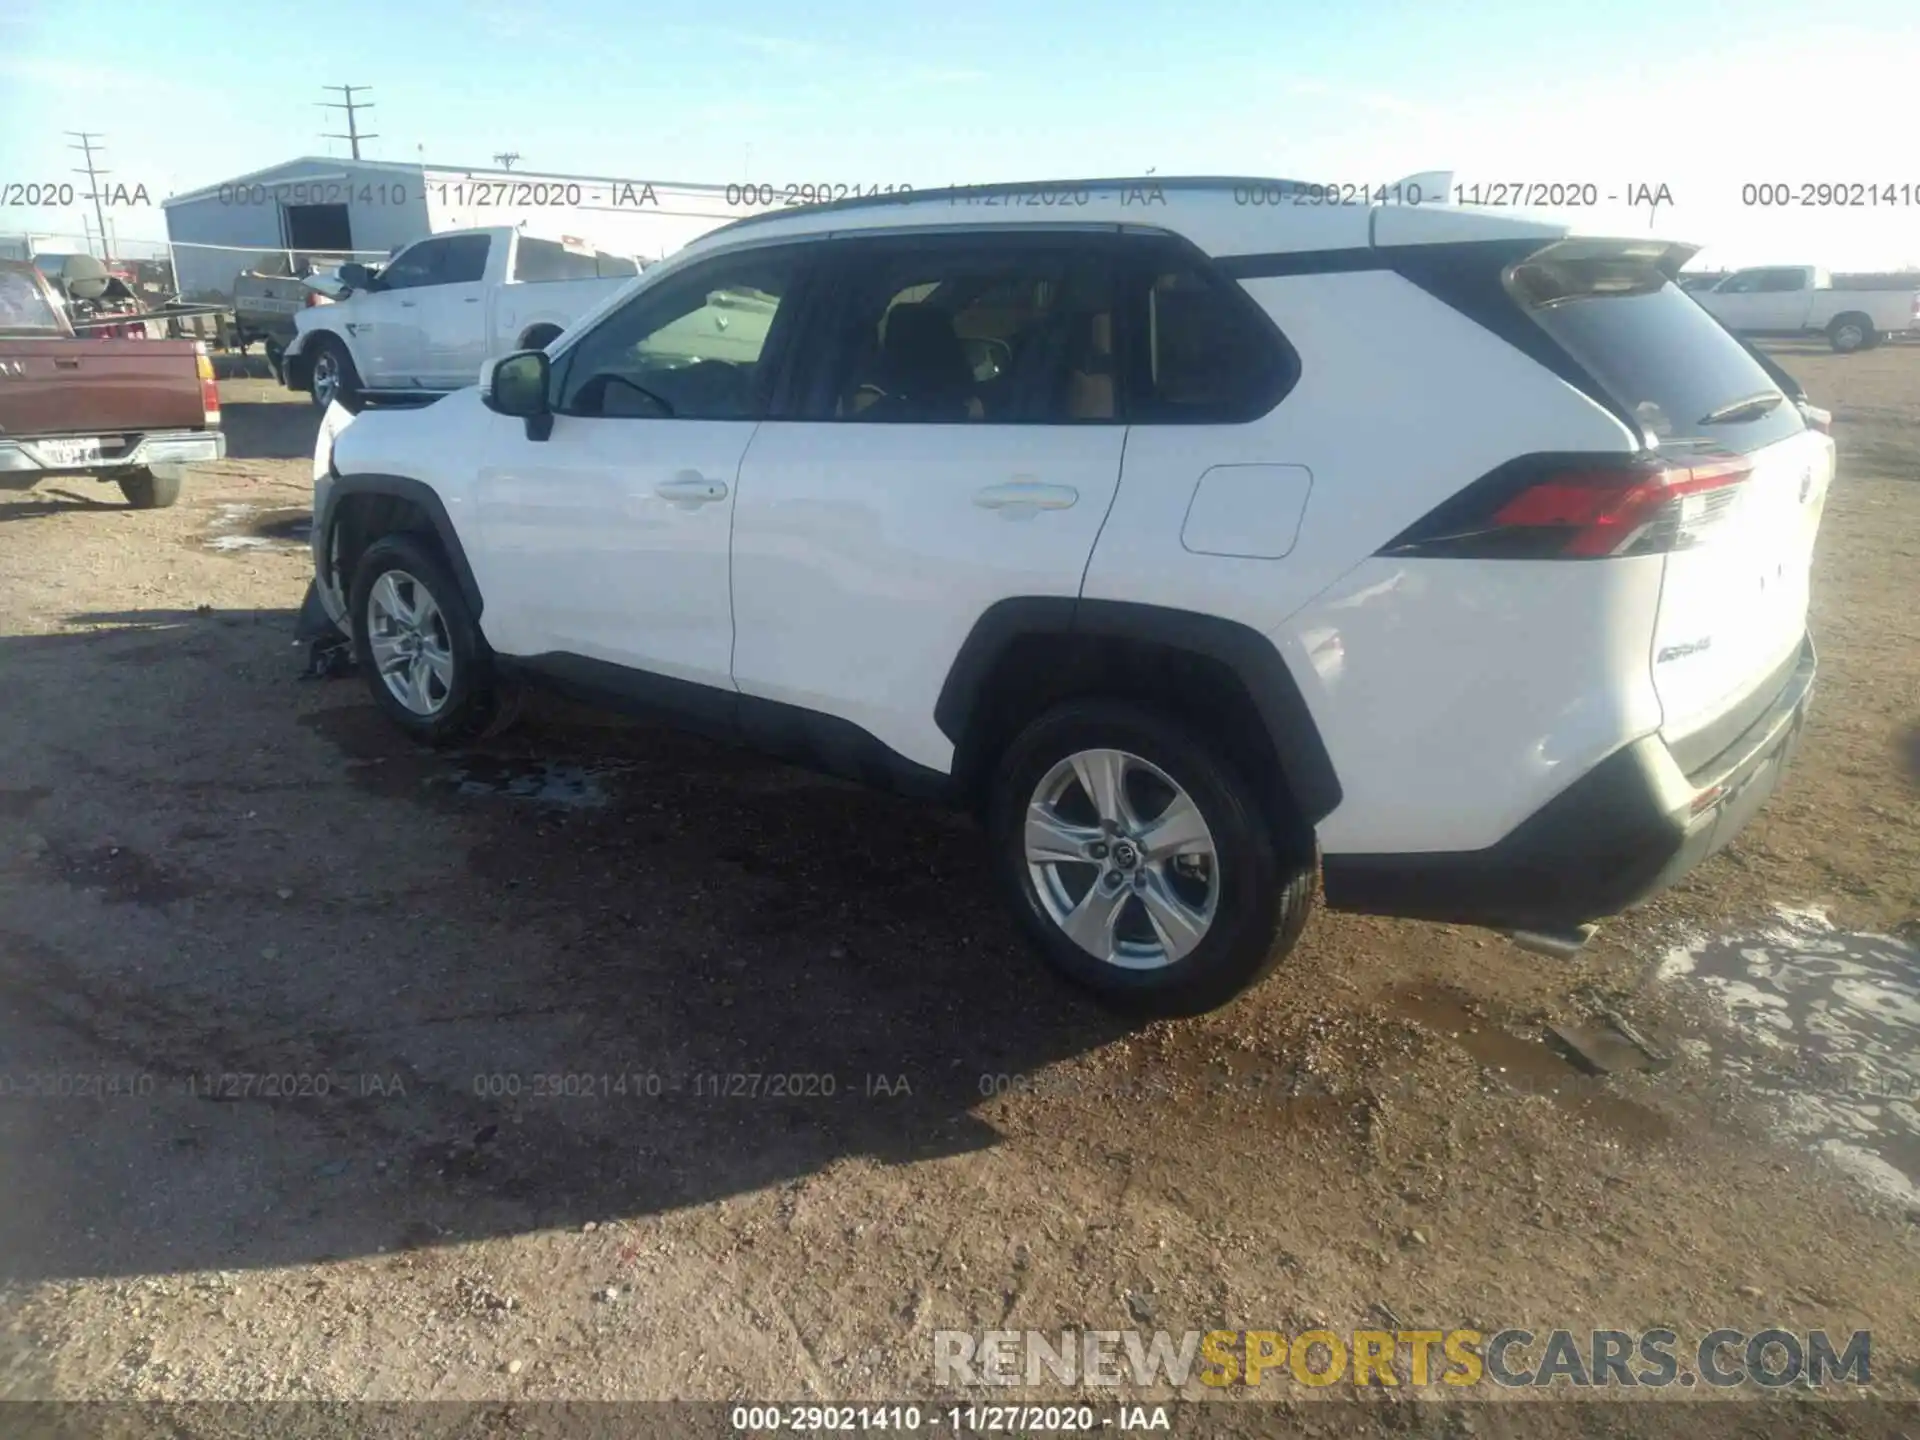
[0, 487, 127, 521]
[0, 609, 1148, 1283]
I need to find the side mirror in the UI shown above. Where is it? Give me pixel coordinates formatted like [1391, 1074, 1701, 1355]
[482, 349, 553, 440]
[338, 262, 377, 291]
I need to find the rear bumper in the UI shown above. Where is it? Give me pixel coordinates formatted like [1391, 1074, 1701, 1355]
[0, 429, 225, 484]
[1322, 634, 1816, 932]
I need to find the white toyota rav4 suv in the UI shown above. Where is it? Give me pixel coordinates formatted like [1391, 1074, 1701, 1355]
[302, 176, 1830, 1016]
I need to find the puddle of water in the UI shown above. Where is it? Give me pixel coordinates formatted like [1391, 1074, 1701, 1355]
[301, 709, 623, 810]
[204, 504, 311, 554]
[1663, 906, 1920, 1207]
[1385, 987, 1672, 1142]
[448, 757, 616, 809]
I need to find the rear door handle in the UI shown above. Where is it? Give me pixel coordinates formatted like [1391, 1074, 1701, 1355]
[973, 479, 1079, 513]
[399, 300, 416, 308]
[656, 473, 729, 505]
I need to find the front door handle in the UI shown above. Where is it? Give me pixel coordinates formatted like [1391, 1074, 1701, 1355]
[973, 479, 1079, 513]
[656, 473, 729, 505]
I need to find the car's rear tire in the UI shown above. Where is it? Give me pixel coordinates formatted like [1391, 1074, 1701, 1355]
[117, 468, 181, 509]
[1828, 314, 1873, 354]
[308, 335, 362, 411]
[518, 324, 564, 351]
[987, 699, 1315, 1017]
[348, 532, 499, 746]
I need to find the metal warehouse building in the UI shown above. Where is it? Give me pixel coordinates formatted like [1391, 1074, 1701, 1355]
[162, 156, 751, 303]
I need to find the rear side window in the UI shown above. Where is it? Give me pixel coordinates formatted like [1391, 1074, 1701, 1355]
[797, 240, 1119, 423]
[0, 268, 62, 334]
[1124, 262, 1295, 423]
[1509, 247, 1805, 454]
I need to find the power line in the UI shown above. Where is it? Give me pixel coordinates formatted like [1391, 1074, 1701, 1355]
[320, 85, 378, 159]
[493, 152, 521, 171]
[66, 131, 112, 259]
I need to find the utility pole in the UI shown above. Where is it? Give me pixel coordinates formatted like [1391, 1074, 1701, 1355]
[493, 152, 520, 171]
[320, 85, 377, 159]
[66, 131, 112, 260]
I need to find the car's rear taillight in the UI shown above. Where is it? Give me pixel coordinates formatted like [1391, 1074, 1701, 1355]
[305, 290, 323, 307]
[1383, 452, 1753, 560]
[1798, 402, 1832, 434]
[195, 342, 220, 426]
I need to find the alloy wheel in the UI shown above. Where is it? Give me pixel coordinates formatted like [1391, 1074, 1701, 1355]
[365, 569, 454, 716]
[313, 350, 340, 406]
[1023, 747, 1220, 969]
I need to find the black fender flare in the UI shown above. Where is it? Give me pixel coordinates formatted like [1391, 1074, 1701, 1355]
[934, 597, 1342, 823]
[284, 329, 345, 387]
[322, 472, 484, 619]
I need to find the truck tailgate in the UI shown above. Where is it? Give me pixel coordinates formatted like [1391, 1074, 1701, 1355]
[0, 338, 208, 437]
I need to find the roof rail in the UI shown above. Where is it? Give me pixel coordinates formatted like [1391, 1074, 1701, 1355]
[702, 174, 1316, 238]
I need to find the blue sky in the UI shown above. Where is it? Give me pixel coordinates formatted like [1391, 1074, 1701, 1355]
[2, 0, 1916, 268]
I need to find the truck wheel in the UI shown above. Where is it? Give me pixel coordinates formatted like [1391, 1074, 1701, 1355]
[987, 699, 1316, 1016]
[349, 532, 500, 746]
[117, 469, 182, 509]
[308, 336, 362, 411]
[1828, 315, 1873, 354]
[518, 324, 563, 351]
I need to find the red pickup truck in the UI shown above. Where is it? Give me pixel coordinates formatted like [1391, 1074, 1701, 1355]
[0, 258, 224, 508]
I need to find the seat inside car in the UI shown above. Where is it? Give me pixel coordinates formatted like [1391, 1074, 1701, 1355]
[860, 303, 980, 421]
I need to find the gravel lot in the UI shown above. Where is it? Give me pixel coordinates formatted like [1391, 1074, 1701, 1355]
[0, 353, 1916, 1436]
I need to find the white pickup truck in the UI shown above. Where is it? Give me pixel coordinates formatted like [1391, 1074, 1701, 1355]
[284, 227, 641, 408]
[1690, 265, 1920, 353]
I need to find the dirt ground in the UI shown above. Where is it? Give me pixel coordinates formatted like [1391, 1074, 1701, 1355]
[0, 352, 1916, 1438]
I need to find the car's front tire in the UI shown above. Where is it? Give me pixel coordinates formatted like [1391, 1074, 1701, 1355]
[988, 700, 1316, 1016]
[308, 335, 362, 411]
[348, 533, 499, 745]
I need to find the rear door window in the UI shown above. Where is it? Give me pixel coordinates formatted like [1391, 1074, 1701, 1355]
[1509, 246, 1806, 454]
[795, 237, 1120, 424]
